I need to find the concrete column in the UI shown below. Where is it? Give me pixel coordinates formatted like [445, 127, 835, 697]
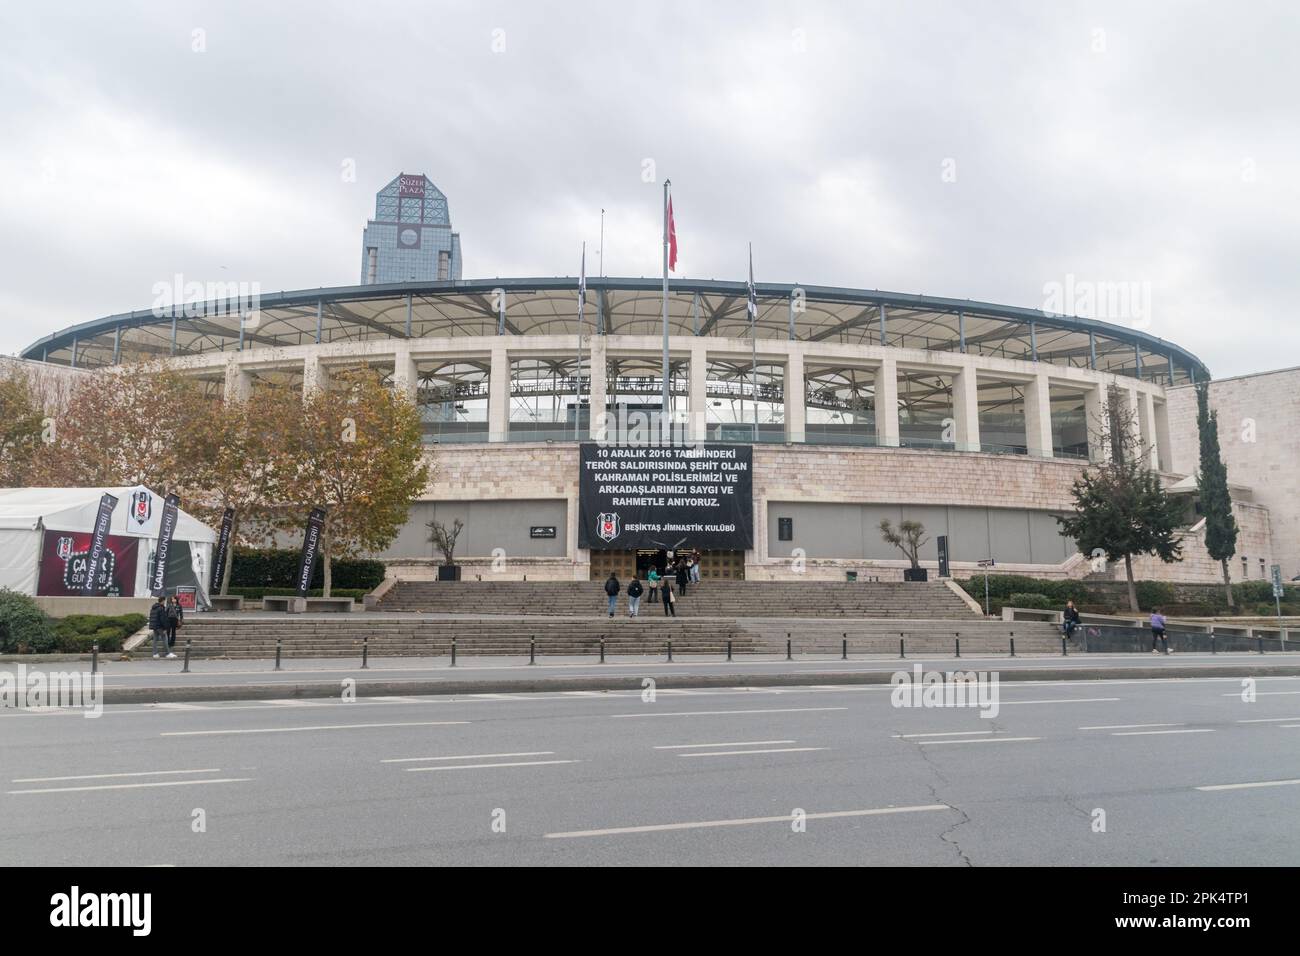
[952, 364, 981, 452]
[488, 342, 509, 442]
[223, 360, 252, 403]
[1154, 399, 1172, 473]
[688, 340, 707, 442]
[1023, 373, 1054, 458]
[589, 336, 607, 442]
[874, 356, 899, 447]
[784, 348, 805, 444]
[392, 347, 418, 404]
[1140, 390, 1159, 471]
[302, 355, 329, 398]
[1124, 386, 1144, 461]
[1084, 385, 1108, 461]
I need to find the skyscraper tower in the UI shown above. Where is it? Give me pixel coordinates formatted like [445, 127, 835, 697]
[360, 173, 463, 284]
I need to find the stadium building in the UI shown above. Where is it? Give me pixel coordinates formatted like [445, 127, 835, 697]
[18, 182, 1296, 587]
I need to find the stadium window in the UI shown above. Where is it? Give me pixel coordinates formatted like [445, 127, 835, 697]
[438, 250, 450, 281]
[778, 517, 793, 541]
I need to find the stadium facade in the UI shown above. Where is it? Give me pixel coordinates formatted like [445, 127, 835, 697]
[23, 271, 1294, 587]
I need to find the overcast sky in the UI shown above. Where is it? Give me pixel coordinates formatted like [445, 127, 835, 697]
[1, 1, 1296, 376]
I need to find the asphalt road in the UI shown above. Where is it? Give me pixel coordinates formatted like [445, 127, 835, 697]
[3, 673, 1299, 866]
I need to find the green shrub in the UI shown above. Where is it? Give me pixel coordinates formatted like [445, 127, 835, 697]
[1234, 580, 1285, 605]
[1135, 581, 1177, 611]
[1008, 593, 1054, 610]
[227, 549, 385, 591]
[51, 613, 145, 653]
[0, 589, 58, 654]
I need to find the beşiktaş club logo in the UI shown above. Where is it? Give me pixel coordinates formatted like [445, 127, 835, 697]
[49, 886, 150, 936]
[56, 536, 74, 560]
[130, 489, 152, 526]
[596, 512, 620, 542]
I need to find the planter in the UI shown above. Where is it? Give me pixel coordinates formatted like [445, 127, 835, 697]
[437, 564, 462, 582]
[903, 567, 929, 582]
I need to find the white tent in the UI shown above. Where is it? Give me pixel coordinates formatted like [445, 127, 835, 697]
[0, 486, 217, 603]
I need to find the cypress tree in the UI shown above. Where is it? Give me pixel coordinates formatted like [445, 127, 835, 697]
[1196, 383, 1238, 608]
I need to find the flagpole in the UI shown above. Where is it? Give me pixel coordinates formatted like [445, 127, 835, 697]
[577, 241, 585, 442]
[599, 209, 605, 277]
[661, 179, 671, 424]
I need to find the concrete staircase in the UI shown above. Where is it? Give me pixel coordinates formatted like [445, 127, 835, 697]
[178, 617, 763, 660]
[375, 580, 978, 619]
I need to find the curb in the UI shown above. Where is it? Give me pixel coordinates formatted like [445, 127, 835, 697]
[95, 662, 1300, 704]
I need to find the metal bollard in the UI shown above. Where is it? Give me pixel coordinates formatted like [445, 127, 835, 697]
[361, 635, 369, 669]
[451, 637, 457, 667]
[899, 635, 905, 659]
[1061, 636, 1067, 656]
[600, 636, 605, 664]
[787, 635, 792, 661]
[1009, 636, 1016, 658]
[91, 643, 99, 675]
[1258, 636, 1264, 655]
[182, 638, 191, 674]
[529, 636, 535, 665]
[274, 639, 283, 671]
[842, 634, 847, 660]
[667, 639, 673, 662]
[726, 639, 732, 662]
[955, 636, 960, 658]
[1211, 632, 1216, 655]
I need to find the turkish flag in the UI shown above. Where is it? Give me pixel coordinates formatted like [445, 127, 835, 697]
[667, 196, 678, 271]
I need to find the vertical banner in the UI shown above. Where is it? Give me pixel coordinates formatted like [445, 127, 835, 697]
[937, 535, 950, 578]
[149, 493, 181, 597]
[295, 508, 327, 597]
[209, 507, 235, 593]
[80, 493, 118, 596]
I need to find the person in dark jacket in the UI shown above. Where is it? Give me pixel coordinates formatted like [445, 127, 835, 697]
[148, 597, 175, 659]
[661, 576, 676, 617]
[604, 573, 620, 617]
[166, 596, 184, 648]
[675, 559, 689, 598]
[627, 576, 643, 617]
[1062, 600, 1080, 640]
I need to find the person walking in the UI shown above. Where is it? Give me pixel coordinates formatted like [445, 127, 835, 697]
[627, 575, 643, 617]
[1062, 600, 1080, 641]
[647, 567, 660, 604]
[676, 557, 689, 598]
[148, 596, 175, 659]
[604, 573, 620, 618]
[661, 576, 676, 617]
[1150, 608, 1170, 654]
[166, 595, 184, 650]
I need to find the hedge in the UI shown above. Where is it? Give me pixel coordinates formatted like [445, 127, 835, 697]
[0, 594, 145, 654]
[0, 589, 58, 654]
[1008, 593, 1054, 610]
[52, 614, 147, 654]
[227, 548, 385, 591]
[957, 574, 1295, 615]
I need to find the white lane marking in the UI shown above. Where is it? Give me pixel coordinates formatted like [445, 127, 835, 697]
[152, 702, 210, 710]
[1236, 717, 1300, 723]
[1196, 778, 1300, 792]
[655, 740, 796, 750]
[544, 804, 950, 838]
[563, 691, 610, 697]
[383, 751, 554, 764]
[405, 760, 578, 773]
[259, 699, 317, 706]
[1111, 728, 1215, 737]
[610, 707, 847, 719]
[996, 698, 1121, 705]
[916, 736, 1040, 746]
[8, 778, 251, 795]
[678, 747, 827, 758]
[1079, 723, 1183, 730]
[1279, 724, 1300, 729]
[892, 731, 994, 739]
[161, 720, 468, 736]
[12, 768, 222, 784]
[1220, 690, 1300, 697]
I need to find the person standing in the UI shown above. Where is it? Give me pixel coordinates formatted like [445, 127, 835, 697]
[661, 576, 676, 617]
[148, 596, 175, 659]
[647, 567, 660, 604]
[604, 573, 620, 618]
[1150, 608, 1170, 654]
[676, 557, 689, 598]
[690, 550, 701, 585]
[166, 595, 184, 650]
[627, 575, 643, 617]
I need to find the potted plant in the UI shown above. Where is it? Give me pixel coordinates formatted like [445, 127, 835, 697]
[880, 519, 929, 581]
[428, 517, 464, 581]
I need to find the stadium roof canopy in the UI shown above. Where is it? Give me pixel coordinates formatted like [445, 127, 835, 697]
[21, 277, 1208, 385]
